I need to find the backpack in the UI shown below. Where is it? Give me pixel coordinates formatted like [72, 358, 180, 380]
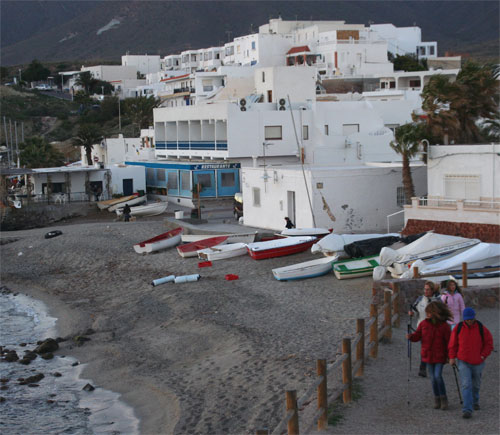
[456, 320, 484, 343]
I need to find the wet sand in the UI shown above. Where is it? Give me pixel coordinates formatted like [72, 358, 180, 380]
[1, 218, 374, 434]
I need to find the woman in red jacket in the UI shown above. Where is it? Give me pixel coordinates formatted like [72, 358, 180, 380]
[407, 301, 452, 410]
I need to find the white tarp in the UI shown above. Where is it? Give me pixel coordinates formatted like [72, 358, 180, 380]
[311, 233, 399, 255]
[400, 243, 500, 278]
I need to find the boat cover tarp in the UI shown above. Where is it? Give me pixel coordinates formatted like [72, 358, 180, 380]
[344, 236, 400, 258]
[379, 233, 479, 266]
[400, 243, 500, 278]
[311, 233, 399, 254]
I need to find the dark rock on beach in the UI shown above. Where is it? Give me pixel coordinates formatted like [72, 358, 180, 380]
[52, 372, 62, 377]
[82, 383, 95, 392]
[0, 378, 9, 383]
[34, 338, 59, 354]
[71, 361, 79, 367]
[0, 385, 8, 391]
[4, 350, 19, 362]
[41, 352, 54, 360]
[0, 396, 5, 403]
[19, 373, 45, 385]
[73, 336, 91, 346]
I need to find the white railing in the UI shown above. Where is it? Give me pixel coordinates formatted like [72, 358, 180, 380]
[417, 197, 500, 210]
[386, 209, 404, 233]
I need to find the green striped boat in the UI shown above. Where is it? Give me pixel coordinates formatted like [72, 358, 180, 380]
[332, 255, 380, 280]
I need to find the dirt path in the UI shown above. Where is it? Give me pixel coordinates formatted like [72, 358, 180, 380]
[329, 308, 499, 434]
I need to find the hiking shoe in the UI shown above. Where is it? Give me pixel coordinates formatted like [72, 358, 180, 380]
[418, 368, 427, 377]
[473, 404, 480, 410]
[434, 396, 441, 409]
[440, 396, 448, 410]
[463, 411, 472, 419]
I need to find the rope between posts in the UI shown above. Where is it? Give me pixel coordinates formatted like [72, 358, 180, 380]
[327, 353, 348, 371]
[351, 332, 362, 347]
[271, 410, 295, 435]
[297, 376, 324, 408]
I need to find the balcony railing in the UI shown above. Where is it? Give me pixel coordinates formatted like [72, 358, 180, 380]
[155, 141, 228, 151]
[416, 196, 500, 210]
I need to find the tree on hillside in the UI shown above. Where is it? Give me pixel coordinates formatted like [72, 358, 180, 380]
[123, 96, 160, 135]
[390, 54, 427, 72]
[0, 66, 9, 83]
[75, 71, 95, 94]
[421, 61, 499, 144]
[390, 123, 427, 204]
[72, 124, 103, 165]
[20, 137, 65, 168]
[22, 59, 51, 83]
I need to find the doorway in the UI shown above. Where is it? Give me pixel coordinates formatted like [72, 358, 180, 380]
[287, 190, 296, 226]
[123, 179, 133, 196]
[267, 90, 273, 103]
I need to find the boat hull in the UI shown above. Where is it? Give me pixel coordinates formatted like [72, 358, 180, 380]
[333, 255, 380, 280]
[97, 194, 137, 210]
[272, 257, 336, 281]
[181, 232, 257, 243]
[198, 243, 248, 261]
[134, 227, 183, 254]
[116, 202, 168, 217]
[108, 195, 147, 212]
[177, 236, 229, 258]
[247, 236, 317, 260]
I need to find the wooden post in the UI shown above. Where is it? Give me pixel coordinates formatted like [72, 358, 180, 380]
[412, 266, 419, 279]
[356, 319, 365, 376]
[369, 304, 378, 358]
[197, 183, 201, 219]
[316, 359, 327, 430]
[342, 338, 352, 403]
[384, 290, 392, 340]
[462, 262, 468, 288]
[286, 390, 299, 435]
[392, 283, 400, 328]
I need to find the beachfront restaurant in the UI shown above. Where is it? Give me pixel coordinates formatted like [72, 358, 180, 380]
[124, 160, 240, 206]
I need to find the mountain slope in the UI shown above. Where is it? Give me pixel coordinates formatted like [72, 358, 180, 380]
[1, 1, 498, 66]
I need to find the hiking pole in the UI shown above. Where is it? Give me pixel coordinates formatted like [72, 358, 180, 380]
[452, 364, 463, 404]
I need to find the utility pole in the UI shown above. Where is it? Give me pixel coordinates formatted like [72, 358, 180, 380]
[3, 117, 10, 167]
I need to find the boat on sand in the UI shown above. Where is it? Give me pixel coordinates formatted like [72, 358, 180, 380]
[247, 236, 317, 260]
[108, 195, 147, 212]
[272, 256, 337, 281]
[116, 202, 168, 217]
[333, 256, 380, 280]
[181, 232, 257, 243]
[134, 227, 183, 254]
[177, 236, 229, 258]
[97, 194, 138, 210]
[198, 243, 248, 261]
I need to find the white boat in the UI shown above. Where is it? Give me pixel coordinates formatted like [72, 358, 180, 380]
[333, 255, 380, 280]
[281, 228, 331, 237]
[198, 243, 248, 261]
[181, 232, 257, 244]
[116, 202, 168, 217]
[311, 233, 399, 257]
[449, 270, 500, 287]
[247, 236, 317, 260]
[133, 227, 183, 254]
[272, 256, 337, 281]
[97, 194, 137, 210]
[399, 242, 500, 280]
[108, 195, 147, 212]
[380, 233, 480, 278]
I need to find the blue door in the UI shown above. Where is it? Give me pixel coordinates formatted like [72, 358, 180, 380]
[123, 179, 133, 195]
[179, 170, 192, 197]
[193, 171, 216, 197]
[217, 169, 240, 197]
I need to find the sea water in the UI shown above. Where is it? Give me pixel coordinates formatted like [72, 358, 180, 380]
[0, 292, 139, 434]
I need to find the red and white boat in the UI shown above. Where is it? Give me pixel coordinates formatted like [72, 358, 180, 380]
[246, 236, 317, 260]
[134, 227, 183, 254]
[177, 236, 229, 258]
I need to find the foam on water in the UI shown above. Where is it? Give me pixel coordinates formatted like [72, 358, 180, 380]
[0, 292, 139, 434]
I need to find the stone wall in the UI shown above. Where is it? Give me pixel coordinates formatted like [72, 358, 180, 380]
[402, 219, 500, 243]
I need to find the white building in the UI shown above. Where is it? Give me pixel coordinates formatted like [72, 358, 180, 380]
[403, 144, 500, 241]
[121, 54, 161, 76]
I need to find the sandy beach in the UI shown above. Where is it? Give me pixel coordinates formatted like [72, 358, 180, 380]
[1, 218, 375, 434]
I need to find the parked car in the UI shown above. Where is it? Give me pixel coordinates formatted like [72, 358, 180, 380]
[35, 84, 52, 91]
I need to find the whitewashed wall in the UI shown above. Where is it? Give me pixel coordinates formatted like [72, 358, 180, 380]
[108, 166, 146, 195]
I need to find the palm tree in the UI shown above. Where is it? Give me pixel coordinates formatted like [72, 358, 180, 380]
[390, 123, 426, 204]
[72, 124, 103, 165]
[75, 71, 95, 94]
[20, 137, 65, 168]
[123, 96, 160, 135]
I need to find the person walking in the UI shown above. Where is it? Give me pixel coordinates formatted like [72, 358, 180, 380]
[441, 280, 465, 329]
[406, 301, 452, 410]
[123, 204, 131, 222]
[408, 281, 441, 377]
[448, 307, 494, 419]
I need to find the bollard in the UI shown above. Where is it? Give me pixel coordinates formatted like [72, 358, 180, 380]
[317, 359, 327, 430]
[462, 262, 468, 288]
[412, 266, 419, 279]
[342, 338, 352, 403]
[384, 290, 392, 340]
[370, 304, 378, 358]
[286, 390, 299, 435]
[356, 318, 365, 377]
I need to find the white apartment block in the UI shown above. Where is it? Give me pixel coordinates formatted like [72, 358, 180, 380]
[121, 54, 162, 76]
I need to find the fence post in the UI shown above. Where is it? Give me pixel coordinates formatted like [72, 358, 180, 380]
[317, 359, 327, 431]
[392, 283, 400, 328]
[356, 318, 365, 377]
[342, 338, 352, 403]
[370, 304, 378, 358]
[412, 266, 419, 279]
[384, 290, 392, 340]
[462, 262, 468, 288]
[286, 390, 299, 435]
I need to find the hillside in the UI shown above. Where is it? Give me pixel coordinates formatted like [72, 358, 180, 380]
[1, 0, 498, 66]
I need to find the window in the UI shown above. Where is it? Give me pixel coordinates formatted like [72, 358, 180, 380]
[429, 46, 435, 55]
[302, 125, 309, 140]
[197, 173, 213, 189]
[397, 186, 406, 207]
[237, 45, 241, 54]
[324, 125, 329, 136]
[42, 182, 66, 194]
[252, 187, 261, 206]
[157, 169, 166, 182]
[167, 171, 178, 190]
[342, 124, 359, 135]
[265, 126, 282, 140]
[409, 79, 421, 89]
[221, 172, 235, 187]
[251, 41, 256, 50]
[181, 171, 191, 191]
[444, 175, 480, 200]
[146, 168, 155, 183]
[262, 71, 265, 82]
